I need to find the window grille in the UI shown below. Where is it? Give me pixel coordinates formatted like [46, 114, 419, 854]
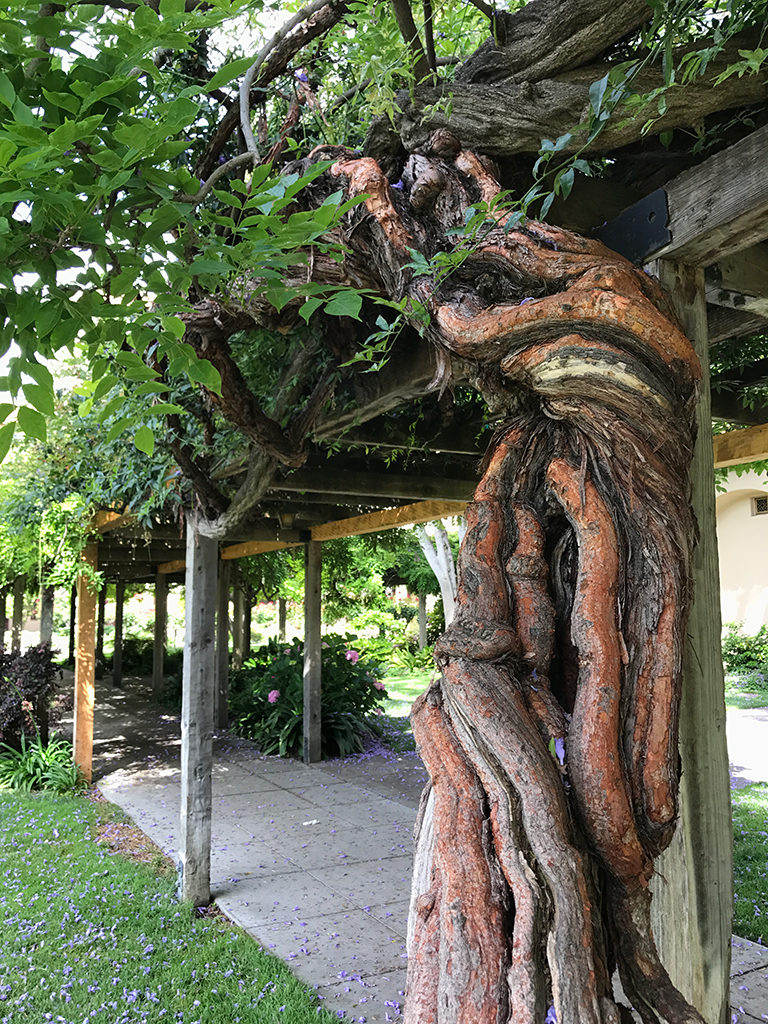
[752, 496, 768, 515]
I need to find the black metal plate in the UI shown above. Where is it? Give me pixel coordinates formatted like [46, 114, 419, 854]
[593, 189, 670, 265]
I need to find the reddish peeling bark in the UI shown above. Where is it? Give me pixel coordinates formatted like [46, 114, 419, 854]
[218, 141, 702, 1023]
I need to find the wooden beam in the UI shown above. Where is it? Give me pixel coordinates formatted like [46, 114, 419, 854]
[215, 558, 230, 731]
[650, 261, 732, 1023]
[92, 509, 134, 533]
[220, 539, 302, 561]
[180, 515, 217, 907]
[157, 558, 187, 574]
[713, 423, 768, 468]
[153, 573, 168, 700]
[73, 544, 98, 783]
[311, 500, 468, 542]
[649, 123, 768, 266]
[276, 467, 475, 502]
[707, 303, 768, 345]
[708, 242, 768, 299]
[303, 541, 322, 765]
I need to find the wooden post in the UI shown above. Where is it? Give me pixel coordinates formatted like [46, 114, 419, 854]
[303, 541, 322, 764]
[68, 584, 76, 665]
[113, 580, 125, 687]
[232, 583, 245, 670]
[243, 590, 252, 660]
[40, 584, 54, 646]
[11, 576, 24, 654]
[0, 587, 7, 650]
[278, 596, 287, 641]
[153, 572, 168, 700]
[417, 592, 427, 649]
[95, 584, 106, 679]
[215, 558, 230, 730]
[180, 515, 217, 907]
[73, 545, 98, 783]
[650, 261, 732, 1024]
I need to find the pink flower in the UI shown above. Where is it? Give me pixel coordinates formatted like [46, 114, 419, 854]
[373, 680, 386, 691]
[267, 689, 280, 703]
[345, 650, 360, 664]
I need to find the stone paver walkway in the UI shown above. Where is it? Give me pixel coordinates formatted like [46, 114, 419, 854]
[67, 675, 768, 1022]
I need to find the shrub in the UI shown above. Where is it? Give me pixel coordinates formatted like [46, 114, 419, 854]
[0, 643, 57, 748]
[722, 623, 768, 673]
[229, 635, 387, 758]
[0, 733, 87, 794]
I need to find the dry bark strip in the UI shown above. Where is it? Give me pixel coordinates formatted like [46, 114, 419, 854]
[208, 143, 703, 1021]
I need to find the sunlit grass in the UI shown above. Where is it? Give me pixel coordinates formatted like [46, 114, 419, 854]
[732, 782, 768, 945]
[725, 671, 768, 710]
[0, 792, 336, 1023]
[380, 670, 434, 719]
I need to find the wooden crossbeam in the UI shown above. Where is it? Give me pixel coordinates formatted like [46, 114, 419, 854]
[92, 509, 134, 533]
[649, 123, 768, 266]
[157, 558, 187, 574]
[713, 423, 768, 468]
[310, 499, 468, 542]
[220, 539, 302, 561]
[276, 468, 476, 502]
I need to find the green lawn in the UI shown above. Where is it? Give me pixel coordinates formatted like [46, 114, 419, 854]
[732, 782, 768, 945]
[0, 792, 336, 1024]
[380, 669, 434, 718]
[725, 671, 768, 710]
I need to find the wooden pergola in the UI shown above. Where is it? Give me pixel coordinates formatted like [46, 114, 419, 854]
[64, 121, 768, 1024]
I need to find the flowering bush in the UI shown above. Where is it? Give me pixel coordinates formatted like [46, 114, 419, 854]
[0, 643, 57, 748]
[229, 635, 388, 758]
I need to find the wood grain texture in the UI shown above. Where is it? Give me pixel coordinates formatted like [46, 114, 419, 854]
[303, 540, 322, 764]
[73, 544, 98, 783]
[180, 517, 217, 907]
[713, 422, 768, 467]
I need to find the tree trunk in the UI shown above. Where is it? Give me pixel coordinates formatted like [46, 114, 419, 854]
[40, 585, 54, 647]
[200, 146, 719, 1023]
[416, 521, 458, 626]
[417, 592, 428, 649]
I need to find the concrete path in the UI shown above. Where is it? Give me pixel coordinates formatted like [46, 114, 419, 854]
[71, 676, 768, 1022]
[87, 677, 424, 1021]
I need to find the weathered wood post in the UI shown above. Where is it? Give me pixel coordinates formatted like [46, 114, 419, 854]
[68, 584, 76, 665]
[215, 557, 230, 730]
[650, 261, 733, 1024]
[243, 588, 252, 661]
[39, 584, 54, 646]
[11, 576, 24, 653]
[153, 572, 168, 700]
[179, 514, 217, 906]
[73, 545, 98, 782]
[0, 586, 6, 650]
[95, 585, 106, 679]
[232, 581, 245, 670]
[278, 595, 287, 641]
[417, 592, 427, 649]
[303, 541, 322, 764]
[113, 580, 125, 687]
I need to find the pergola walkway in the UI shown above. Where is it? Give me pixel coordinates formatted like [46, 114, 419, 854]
[58, 673, 768, 1023]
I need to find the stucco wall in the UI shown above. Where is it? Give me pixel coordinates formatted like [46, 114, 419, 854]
[716, 470, 768, 633]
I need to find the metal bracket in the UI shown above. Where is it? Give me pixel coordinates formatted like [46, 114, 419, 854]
[593, 189, 671, 265]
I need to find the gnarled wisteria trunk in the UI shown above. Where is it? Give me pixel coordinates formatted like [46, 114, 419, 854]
[200, 139, 703, 1023]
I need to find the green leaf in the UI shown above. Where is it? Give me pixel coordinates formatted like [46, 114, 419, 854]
[324, 291, 363, 320]
[299, 296, 323, 324]
[188, 257, 229, 276]
[205, 55, 255, 91]
[589, 73, 610, 117]
[539, 191, 555, 220]
[0, 403, 13, 424]
[134, 425, 154, 456]
[555, 167, 574, 200]
[23, 362, 54, 389]
[22, 383, 55, 417]
[186, 358, 221, 392]
[17, 406, 47, 441]
[0, 72, 14, 109]
[0, 421, 14, 463]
